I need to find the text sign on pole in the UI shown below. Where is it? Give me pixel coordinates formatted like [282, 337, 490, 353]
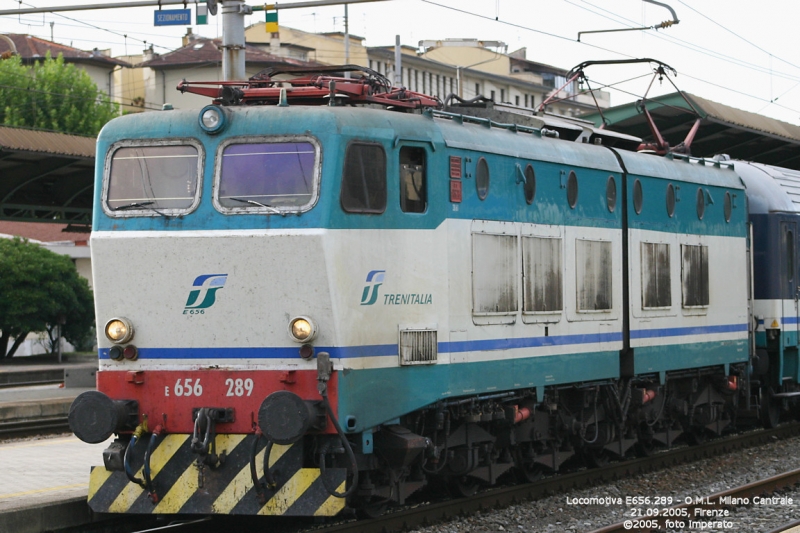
[154, 9, 191, 26]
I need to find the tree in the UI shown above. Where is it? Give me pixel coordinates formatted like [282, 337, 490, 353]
[0, 52, 118, 136]
[0, 237, 94, 359]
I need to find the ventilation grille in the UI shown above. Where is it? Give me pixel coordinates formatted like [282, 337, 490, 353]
[399, 329, 438, 365]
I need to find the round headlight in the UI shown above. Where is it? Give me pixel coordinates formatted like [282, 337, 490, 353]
[289, 316, 317, 343]
[105, 317, 134, 344]
[198, 105, 226, 134]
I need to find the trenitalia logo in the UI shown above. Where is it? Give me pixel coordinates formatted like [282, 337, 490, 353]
[360, 270, 385, 305]
[184, 274, 228, 313]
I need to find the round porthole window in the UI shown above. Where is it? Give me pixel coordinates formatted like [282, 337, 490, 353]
[696, 188, 705, 220]
[524, 164, 536, 204]
[567, 170, 578, 208]
[606, 176, 616, 212]
[476, 157, 489, 200]
[724, 191, 732, 222]
[666, 183, 676, 217]
[633, 179, 643, 214]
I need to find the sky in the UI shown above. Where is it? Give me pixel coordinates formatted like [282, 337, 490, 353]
[1, 0, 799, 126]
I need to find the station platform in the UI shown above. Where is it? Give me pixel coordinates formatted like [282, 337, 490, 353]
[0, 354, 101, 533]
[0, 354, 97, 425]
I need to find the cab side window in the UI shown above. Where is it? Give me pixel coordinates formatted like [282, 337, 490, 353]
[400, 147, 426, 213]
[341, 142, 386, 213]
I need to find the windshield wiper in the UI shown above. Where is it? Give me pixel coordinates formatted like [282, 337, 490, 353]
[229, 197, 284, 216]
[113, 201, 154, 211]
[112, 201, 173, 219]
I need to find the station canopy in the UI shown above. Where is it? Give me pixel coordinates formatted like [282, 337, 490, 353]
[0, 126, 94, 227]
[581, 92, 800, 170]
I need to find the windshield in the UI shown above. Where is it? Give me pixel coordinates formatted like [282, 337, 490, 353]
[106, 143, 201, 214]
[217, 140, 318, 213]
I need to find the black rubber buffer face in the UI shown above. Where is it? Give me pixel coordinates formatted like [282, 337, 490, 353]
[69, 391, 127, 444]
[258, 391, 317, 445]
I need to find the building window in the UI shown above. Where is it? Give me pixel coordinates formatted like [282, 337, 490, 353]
[341, 142, 386, 214]
[525, 94, 529, 107]
[515, 95, 520, 106]
[490, 90, 496, 101]
[475, 83, 480, 97]
[500, 88, 505, 102]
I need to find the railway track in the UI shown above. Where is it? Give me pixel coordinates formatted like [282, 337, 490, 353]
[0, 416, 70, 439]
[312, 423, 800, 533]
[588, 467, 800, 532]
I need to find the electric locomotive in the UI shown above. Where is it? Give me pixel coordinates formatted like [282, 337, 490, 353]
[69, 66, 761, 517]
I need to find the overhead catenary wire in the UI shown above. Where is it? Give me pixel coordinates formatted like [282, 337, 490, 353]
[418, 0, 800, 119]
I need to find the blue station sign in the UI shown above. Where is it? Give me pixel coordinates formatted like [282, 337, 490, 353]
[154, 9, 191, 26]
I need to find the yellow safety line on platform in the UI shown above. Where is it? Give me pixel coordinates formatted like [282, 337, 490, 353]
[314, 482, 347, 516]
[258, 469, 318, 515]
[108, 434, 187, 513]
[1, 437, 83, 450]
[212, 439, 290, 514]
[0, 483, 87, 499]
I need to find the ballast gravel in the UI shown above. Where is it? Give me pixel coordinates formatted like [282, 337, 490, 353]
[404, 433, 800, 533]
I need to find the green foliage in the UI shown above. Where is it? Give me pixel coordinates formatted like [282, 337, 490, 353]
[0, 237, 95, 358]
[0, 52, 118, 136]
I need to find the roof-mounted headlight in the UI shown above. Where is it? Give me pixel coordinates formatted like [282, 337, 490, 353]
[105, 317, 134, 344]
[289, 316, 318, 343]
[199, 105, 226, 134]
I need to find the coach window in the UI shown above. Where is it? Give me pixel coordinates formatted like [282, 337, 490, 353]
[216, 139, 319, 214]
[576, 239, 612, 311]
[341, 142, 387, 213]
[681, 244, 709, 307]
[476, 157, 490, 200]
[696, 188, 705, 220]
[105, 140, 202, 216]
[524, 165, 536, 204]
[523, 236, 562, 313]
[633, 179, 643, 214]
[400, 147, 426, 213]
[641, 242, 671, 309]
[567, 171, 578, 208]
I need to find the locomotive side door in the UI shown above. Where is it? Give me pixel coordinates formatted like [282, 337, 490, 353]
[781, 220, 799, 346]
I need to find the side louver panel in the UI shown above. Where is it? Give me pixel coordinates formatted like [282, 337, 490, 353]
[399, 329, 438, 365]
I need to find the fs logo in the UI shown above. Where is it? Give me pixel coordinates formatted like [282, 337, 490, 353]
[360, 270, 385, 306]
[184, 274, 228, 314]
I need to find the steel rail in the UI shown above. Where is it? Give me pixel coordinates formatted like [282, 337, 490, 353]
[316, 423, 800, 533]
[0, 378, 64, 389]
[0, 416, 70, 439]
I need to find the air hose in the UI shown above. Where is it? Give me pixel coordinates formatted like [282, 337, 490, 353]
[123, 420, 149, 489]
[318, 390, 359, 499]
[142, 427, 162, 503]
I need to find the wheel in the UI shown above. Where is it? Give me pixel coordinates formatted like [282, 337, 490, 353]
[357, 499, 388, 519]
[585, 448, 611, 468]
[685, 427, 707, 445]
[513, 452, 544, 483]
[635, 437, 656, 457]
[449, 476, 480, 497]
